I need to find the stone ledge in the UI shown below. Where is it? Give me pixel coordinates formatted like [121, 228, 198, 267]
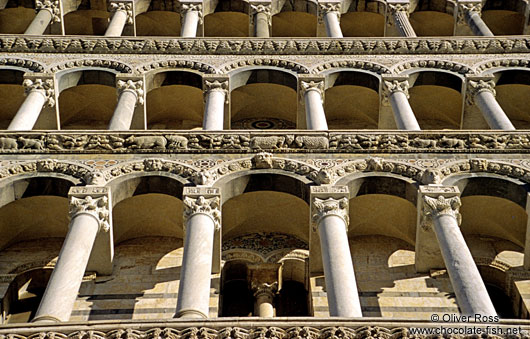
[0, 131, 530, 154]
[1, 35, 530, 55]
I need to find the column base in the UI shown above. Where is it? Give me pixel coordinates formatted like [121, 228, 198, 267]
[31, 315, 62, 323]
[175, 308, 208, 319]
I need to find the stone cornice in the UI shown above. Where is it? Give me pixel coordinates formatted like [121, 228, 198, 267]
[1, 36, 530, 55]
[2, 131, 530, 154]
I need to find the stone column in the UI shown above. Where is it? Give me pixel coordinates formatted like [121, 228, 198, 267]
[33, 187, 111, 323]
[467, 78, 515, 130]
[181, 3, 203, 37]
[108, 79, 144, 130]
[250, 3, 271, 37]
[203, 78, 228, 130]
[457, 1, 494, 37]
[252, 283, 277, 317]
[319, 3, 343, 37]
[105, 0, 134, 37]
[420, 186, 497, 316]
[8, 77, 55, 131]
[176, 188, 221, 319]
[24, 0, 61, 35]
[310, 186, 362, 317]
[387, 1, 416, 37]
[301, 79, 328, 130]
[382, 77, 421, 130]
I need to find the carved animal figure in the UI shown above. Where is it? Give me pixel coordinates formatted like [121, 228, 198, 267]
[18, 137, 44, 150]
[250, 136, 286, 149]
[166, 135, 189, 149]
[125, 135, 167, 149]
[294, 136, 329, 149]
[0, 137, 18, 150]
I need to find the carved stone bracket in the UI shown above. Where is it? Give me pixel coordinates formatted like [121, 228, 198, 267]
[310, 186, 350, 232]
[109, 0, 135, 25]
[250, 3, 272, 25]
[183, 187, 221, 231]
[68, 186, 111, 232]
[457, 1, 482, 25]
[22, 76, 56, 107]
[116, 79, 145, 105]
[180, 3, 204, 24]
[318, 2, 341, 23]
[419, 186, 462, 231]
[35, 0, 61, 22]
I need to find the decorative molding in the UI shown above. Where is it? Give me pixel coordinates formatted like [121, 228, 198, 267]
[102, 158, 198, 184]
[0, 58, 44, 72]
[0, 159, 89, 182]
[22, 77, 55, 107]
[35, 0, 61, 23]
[475, 58, 530, 74]
[49, 59, 132, 74]
[116, 79, 144, 105]
[222, 233, 308, 257]
[69, 186, 111, 232]
[221, 58, 309, 74]
[312, 60, 390, 75]
[138, 59, 216, 74]
[394, 59, 472, 74]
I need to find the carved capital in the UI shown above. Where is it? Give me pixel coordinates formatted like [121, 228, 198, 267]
[457, 2, 482, 25]
[183, 194, 221, 230]
[117, 79, 144, 105]
[318, 3, 341, 23]
[382, 78, 409, 105]
[467, 79, 496, 105]
[204, 79, 229, 103]
[109, 0, 134, 24]
[68, 187, 111, 233]
[181, 3, 204, 24]
[23, 78, 55, 107]
[35, 0, 61, 22]
[388, 2, 410, 16]
[423, 195, 462, 222]
[250, 4, 272, 25]
[252, 282, 278, 299]
[300, 80, 324, 99]
[311, 196, 349, 230]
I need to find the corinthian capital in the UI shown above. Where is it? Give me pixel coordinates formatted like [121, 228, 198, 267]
[109, 0, 134, 24]
[204, 79, 228, 93]
[117, 79, 144, 105]
[457, 1, 482, 24]
[318, 2, 341, 22]
[388, 3, 410, 15]
[423, 195, 462, 222]
[36, 0, 61, 22]
[300, 80, 325, 97]
[23, 77, 55, 107]
[382, 77, 410, 105]
[69, 187, 111, 232]
[466, 78, 496, 105]
[252, 282, 278, 299]
[183, 195, 221, 230]
[311, 196, 349, 230]
[250, 3, 272, 24]
[181, 3, 204, 23]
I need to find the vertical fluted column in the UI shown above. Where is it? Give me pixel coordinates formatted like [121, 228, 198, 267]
[467, 78, 515, 130]
[250, 3, 271, 37]
[300, 79, 328, 130]
[319, 2, 343, 37]
[382, 77, 420, 130]
[420, 186, 497, 317]
[310, 186, 362, 317]
[108, 79, 144, 130]
[181, 3, 203, 37]
[8, 77, 55, 131]
[33, 187, 111, 323]
[387, 1, 416, 37]
[24, 0, 61, 35]
[203, 78, 228, 130]
[176, 188, 221, 319]
[252, 283, 277, 317]
[105, 0, 134, 36]
[457, 1, 494, 37]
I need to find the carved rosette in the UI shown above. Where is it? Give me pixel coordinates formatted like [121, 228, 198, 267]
[318, 3, 341, 23]
[117, 79, 144, 105]
[35, 0, 61, 22]
[252, 282, 278, 299]
[422, 195, 462, 230]
[311, 197, 349, 231]
[181, 3, 204, 24]
[23, 78, 55, 107]
[250, 4, 272, 25]
[382, 79, 409, 105]
[69, 194, 111, 232]
[300, 80, 324, 101]
[183, 195, 221, 230]
[467, 79, 496, 105]
[109, 1, 134, 25]
[457, 2, 482, 25]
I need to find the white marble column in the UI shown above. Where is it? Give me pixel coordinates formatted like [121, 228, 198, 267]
[105, 1, 134, 37]
[468, 79, 515, 130]
[203, 79, 228, 130]
[383, 78, 421, 130]
[33, 187, 111, 323]
[176, 191, 221, 318]
[250, 4, 271, 37]
[458, 2, 494, 37]
[252, 283, 277, 317]
[181, 3, 203, 37]
[108, 79, 144, 130]
[319, 3, 343, 37]
[387, 2, 416, 37]
[301, 80, 328, 130]
[24, 0, 61, 35]
[311, 188, 362, 317]
[8, 78, 55, 131]
[422, 190, 497, 316]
